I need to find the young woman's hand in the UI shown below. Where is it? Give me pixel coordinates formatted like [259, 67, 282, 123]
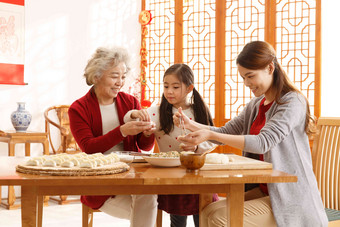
[177, 129, 212, 146]
[130, 109, 151, 122]
[120, 121, 153, 136]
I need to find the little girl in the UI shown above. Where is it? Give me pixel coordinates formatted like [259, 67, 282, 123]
[124, 63, 217, 227]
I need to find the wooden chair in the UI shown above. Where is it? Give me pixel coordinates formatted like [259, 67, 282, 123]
[82, 204, 100, 227]
[44, 105, 80, 155]
[44, 105, 80, 204]
[312, 117, 340, 226]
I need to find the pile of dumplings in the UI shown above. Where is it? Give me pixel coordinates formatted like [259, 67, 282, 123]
[25, 152, 120, 168]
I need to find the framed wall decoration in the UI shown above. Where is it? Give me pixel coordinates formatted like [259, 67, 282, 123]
[0, 0, 25, 85]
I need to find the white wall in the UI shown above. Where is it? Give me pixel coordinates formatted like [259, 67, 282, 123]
[0, 0, 339, 158]
[0, 0, 142, 157]
[321, 1, 340, 117]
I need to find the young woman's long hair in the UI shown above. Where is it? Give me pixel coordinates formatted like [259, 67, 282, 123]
[159, 63, 214, 134]
[236, 41, 316, 135]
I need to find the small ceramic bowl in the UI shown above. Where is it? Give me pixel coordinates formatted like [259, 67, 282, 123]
[117, 154, 135, 164]
[180, 153, 206, 173]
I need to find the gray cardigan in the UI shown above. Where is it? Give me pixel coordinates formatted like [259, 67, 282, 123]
[211, 92, 328, 227]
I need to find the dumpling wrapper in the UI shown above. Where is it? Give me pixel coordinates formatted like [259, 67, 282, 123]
[205, 153, 229, 164]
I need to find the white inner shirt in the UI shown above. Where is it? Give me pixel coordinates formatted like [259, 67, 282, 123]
[99, 103, 124, 154]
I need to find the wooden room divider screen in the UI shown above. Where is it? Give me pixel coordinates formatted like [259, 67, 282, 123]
[141, 0, 321, 154]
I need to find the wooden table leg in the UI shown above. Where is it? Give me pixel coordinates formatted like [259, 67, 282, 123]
[21, 186, 38, 227]
[8, 142, 15, 156]
[25, 143, 31, 156]
[38, 196, 44, 227]
[227, 184, 244, 227]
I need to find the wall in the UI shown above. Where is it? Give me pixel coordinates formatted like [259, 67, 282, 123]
[0, 0, 142, 157]
[321, 1, 340, 117]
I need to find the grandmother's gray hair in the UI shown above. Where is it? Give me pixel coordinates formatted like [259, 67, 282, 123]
[84, 47, 131, 86]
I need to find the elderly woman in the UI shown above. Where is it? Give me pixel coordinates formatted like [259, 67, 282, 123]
[68, 47, 157, 227]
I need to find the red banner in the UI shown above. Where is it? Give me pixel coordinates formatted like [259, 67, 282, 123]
[0, 0, 24, 6]
[0, 63, 25, 85]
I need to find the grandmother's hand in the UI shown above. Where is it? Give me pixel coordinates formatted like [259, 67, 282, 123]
[130, 109, 150, 122]
[120, 121, 153, 136]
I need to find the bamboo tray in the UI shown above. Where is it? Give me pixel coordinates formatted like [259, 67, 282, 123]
[16, 162, 130, 176]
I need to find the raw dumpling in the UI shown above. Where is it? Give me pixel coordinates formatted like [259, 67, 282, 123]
[26, 159, 40, 166]
[61, 160, 75, 168]
[43, 159, 57, 167]
[79, 160, 94, 168]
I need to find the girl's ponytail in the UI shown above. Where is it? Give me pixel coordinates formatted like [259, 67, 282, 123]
[191, 88, 214, 126]
[159, 94, 174, 134]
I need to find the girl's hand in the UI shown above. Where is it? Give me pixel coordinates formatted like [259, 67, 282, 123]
[120, 121, 153, 136]
[130, 109, 150, 122]
[179, 143, 198, 152]
[177, 129, 211, 146]
[173, 107, 191, 129]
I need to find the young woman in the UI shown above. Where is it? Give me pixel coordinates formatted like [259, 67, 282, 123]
[68, 47, 157, 227]
[176, 41, 328, 227]
[124, 63, 217, 227]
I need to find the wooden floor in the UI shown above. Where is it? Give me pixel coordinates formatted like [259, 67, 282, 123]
[0, 197, 195, 227]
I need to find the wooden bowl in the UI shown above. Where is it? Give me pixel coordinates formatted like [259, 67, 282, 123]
[180, 153, 206, 173]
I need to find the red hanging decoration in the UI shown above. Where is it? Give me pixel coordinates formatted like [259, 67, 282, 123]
[139, 10, 152, 108]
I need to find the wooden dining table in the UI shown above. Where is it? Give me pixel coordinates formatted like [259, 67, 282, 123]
[0, 156, 297, 227]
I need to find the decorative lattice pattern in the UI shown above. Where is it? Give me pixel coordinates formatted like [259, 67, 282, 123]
[276, 0, 317, 115]
[145, 0, 175, 105]
[225, 0, 265, 119]
[183, 0, 216, 117]
[143, 0, 319, 122]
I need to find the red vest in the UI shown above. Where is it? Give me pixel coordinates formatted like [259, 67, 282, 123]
[249, 98, 273, 195]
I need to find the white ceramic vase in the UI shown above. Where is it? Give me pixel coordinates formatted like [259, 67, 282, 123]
[10, 102, 32, 132]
